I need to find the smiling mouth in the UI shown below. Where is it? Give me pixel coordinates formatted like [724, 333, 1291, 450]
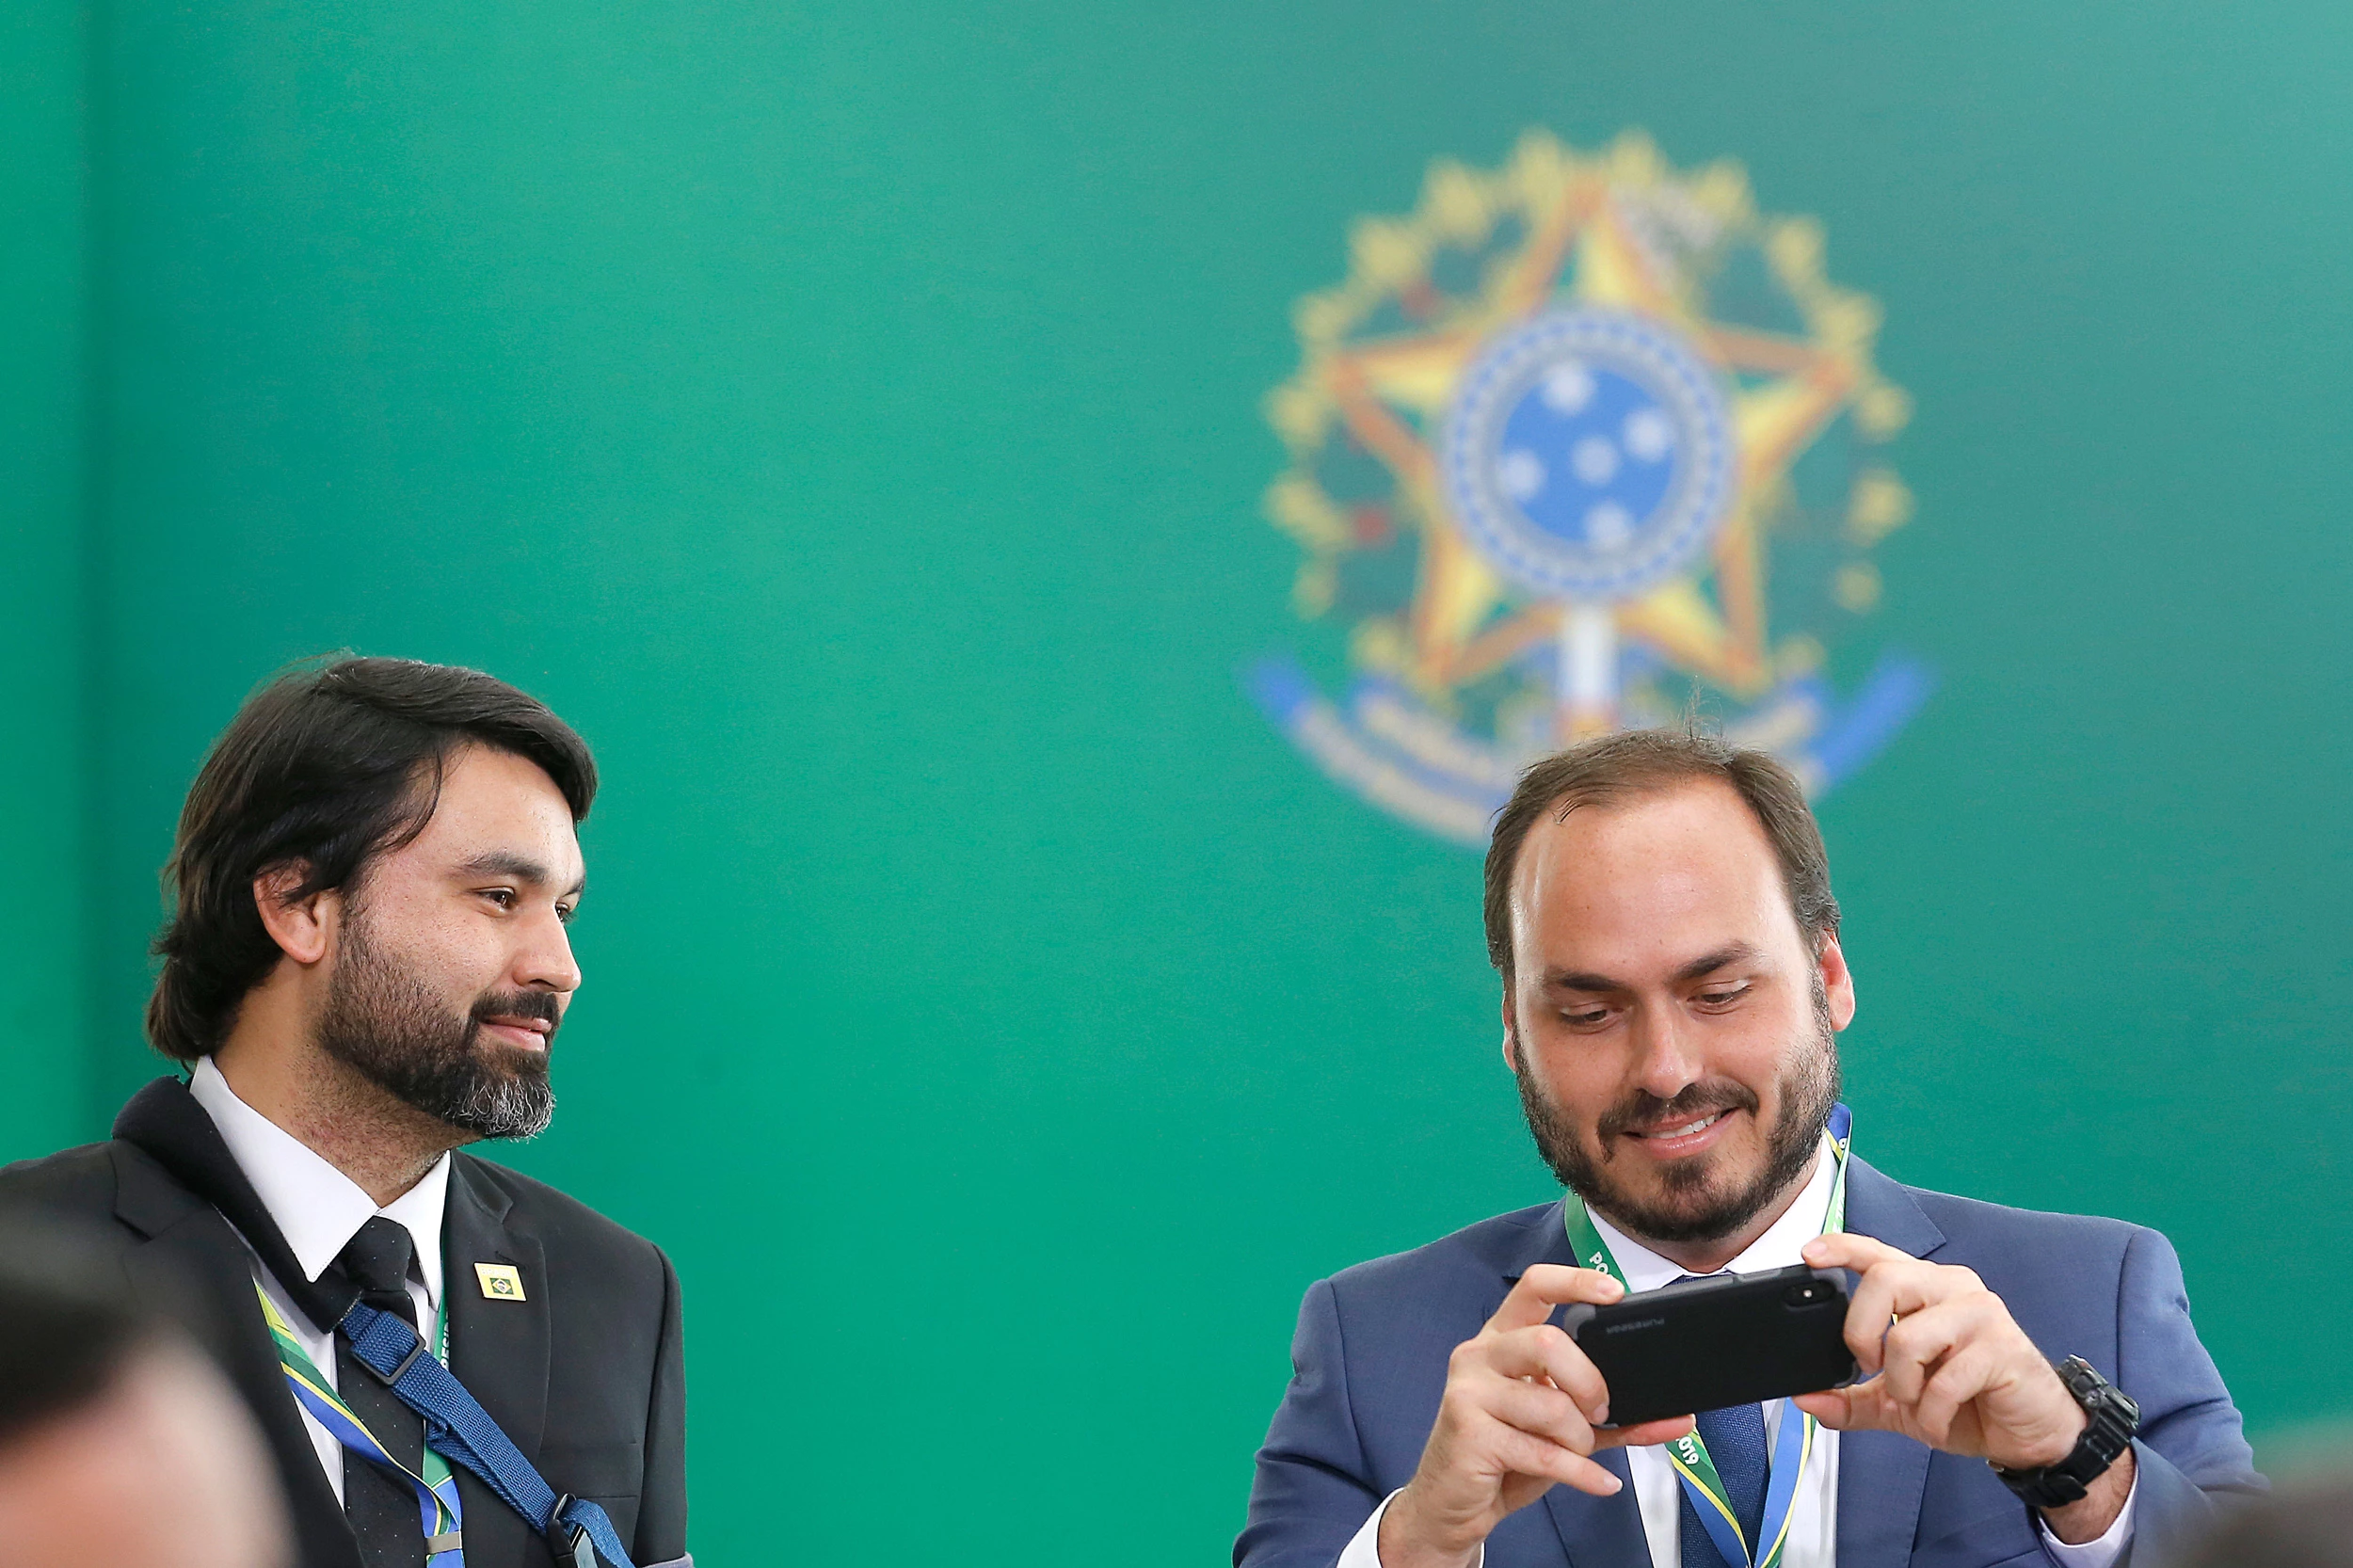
[1622, 1108, 1736, 1147]
[477, 1017, 553, 1051]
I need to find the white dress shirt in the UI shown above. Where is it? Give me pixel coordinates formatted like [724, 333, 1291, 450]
[1339, 1147, 2136, 1567]
[189, 1056, 454, 1501]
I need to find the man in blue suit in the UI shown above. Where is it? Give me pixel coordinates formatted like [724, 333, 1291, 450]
[1238, 730, 2260, 1568]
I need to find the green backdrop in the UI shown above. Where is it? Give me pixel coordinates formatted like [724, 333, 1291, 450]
[8, 1, 2353, 1560]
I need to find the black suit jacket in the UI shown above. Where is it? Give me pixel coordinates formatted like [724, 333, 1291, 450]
[0, 1077, 690, 1568]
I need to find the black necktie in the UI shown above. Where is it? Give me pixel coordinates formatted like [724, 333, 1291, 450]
[336, 1217, 428, 1568]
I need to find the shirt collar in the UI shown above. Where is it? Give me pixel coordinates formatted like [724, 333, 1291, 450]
[187, 1056, 450, 1312]
[1588, 1138, 1836, 1295]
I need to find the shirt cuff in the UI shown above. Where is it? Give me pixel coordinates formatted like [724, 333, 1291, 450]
[1339, 1492, 1483, 1568]
[2034, 1465, 2137, 1568]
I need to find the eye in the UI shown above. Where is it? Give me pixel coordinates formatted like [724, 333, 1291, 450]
[555, 904, 577, 925]
[1695, 985, 1751, 1008]
[482, 888, 518, 910]
[1561, 1007, 1610, 1028]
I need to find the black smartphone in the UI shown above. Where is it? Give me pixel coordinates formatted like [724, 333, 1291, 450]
[1557, 1264, 1858, 1427]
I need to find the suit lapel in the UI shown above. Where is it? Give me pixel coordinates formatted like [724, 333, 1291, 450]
[1832, 1159, 1946, 1568]
[1499, 1201, 1653, 1568]
[110, 1075, 360, 1331]
[1541, 1449, 1650, 1568]
[443, 1155, 551, 1562]
[108, 1141, 362, 1568]
[445, 1155, 550, 1454]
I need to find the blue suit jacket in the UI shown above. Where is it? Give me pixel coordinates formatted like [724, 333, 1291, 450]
[1237, 1160, 2262, 1567]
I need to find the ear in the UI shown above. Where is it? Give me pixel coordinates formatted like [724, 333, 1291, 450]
[1499, 984, 1518, 1073]
[252, 864, 339, 968]
[1817, 931, 1857, 1032]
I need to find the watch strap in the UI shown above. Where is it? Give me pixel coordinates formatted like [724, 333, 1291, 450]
[1991, 1356, 2140, 1510]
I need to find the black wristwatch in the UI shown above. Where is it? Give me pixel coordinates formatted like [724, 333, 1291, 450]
[1990, 1356, 2140, 1510]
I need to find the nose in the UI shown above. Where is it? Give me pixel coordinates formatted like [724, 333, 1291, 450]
[516, 908, 582, 998]
[1626, 1002, 1702, 1104]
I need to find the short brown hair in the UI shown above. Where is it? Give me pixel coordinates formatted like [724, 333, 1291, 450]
[147, 658, 597, 1063]
[1482, 728, 1838, 978]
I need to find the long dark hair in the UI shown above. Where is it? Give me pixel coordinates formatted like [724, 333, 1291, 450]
[146, 657, 597, 1063]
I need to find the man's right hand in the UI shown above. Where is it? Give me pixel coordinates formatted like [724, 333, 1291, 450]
[1378, 1264, 1697, 1568]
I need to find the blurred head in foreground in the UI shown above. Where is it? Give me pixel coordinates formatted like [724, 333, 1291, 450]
[0, 1226, 289, 1568]
[2172, 1475, 2353, 1568]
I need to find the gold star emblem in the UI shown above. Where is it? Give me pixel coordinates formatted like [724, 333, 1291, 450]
[1265, 130, 1912, 743]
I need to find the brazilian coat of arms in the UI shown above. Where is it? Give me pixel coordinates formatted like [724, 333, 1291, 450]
[1251, 130, 1930, 843]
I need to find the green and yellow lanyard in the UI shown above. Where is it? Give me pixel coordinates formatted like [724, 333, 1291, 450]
[257, 1286, 466, 1564]
[1561, 1101, 1853, 1568]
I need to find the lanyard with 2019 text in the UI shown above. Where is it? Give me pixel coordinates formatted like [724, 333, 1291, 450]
[1561, 1101, 1853, 1568]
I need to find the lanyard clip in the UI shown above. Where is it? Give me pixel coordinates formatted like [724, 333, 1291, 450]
[548, 1495, 600, 1568]
[365, 1328, 430, 1387]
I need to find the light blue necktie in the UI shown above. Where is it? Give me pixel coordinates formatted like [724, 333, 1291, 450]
[1673, 1276, 1769, 1568]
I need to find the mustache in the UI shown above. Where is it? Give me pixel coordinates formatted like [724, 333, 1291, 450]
[469, 988, 562, 1040]
[1596, 1080, 1759, 1144]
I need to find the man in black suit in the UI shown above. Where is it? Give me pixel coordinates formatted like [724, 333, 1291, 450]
[0, 657, 689, 1568]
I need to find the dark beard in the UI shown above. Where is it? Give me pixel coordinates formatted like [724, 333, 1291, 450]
[1513, 972, 1839, 1246]
[315, 914, 557, 1141]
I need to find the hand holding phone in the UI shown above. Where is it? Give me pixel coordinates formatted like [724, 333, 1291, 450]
[1378, 1264, 1696, 1568]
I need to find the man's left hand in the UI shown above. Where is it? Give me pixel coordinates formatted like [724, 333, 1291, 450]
[1791, 1233, 2134, 1544]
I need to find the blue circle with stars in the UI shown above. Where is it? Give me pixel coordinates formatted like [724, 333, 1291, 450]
[1441, 308, 1735, 601]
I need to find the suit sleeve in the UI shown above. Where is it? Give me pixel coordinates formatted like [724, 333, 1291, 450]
[2110, 1224, 2265, 1545]
[1234, 1277, 1386, 1568]
[632, 1244, 690, 1565]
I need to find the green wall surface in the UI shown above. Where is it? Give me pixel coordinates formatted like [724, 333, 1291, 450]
[16, 0, 2353, 1560]
[0, 0, 88, 1159]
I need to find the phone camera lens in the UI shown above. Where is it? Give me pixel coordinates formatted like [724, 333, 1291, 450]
[1784, 1281, 1820, 1305]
